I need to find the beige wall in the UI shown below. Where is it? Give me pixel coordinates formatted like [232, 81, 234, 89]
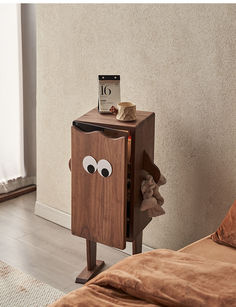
[36, 4, 236, 250]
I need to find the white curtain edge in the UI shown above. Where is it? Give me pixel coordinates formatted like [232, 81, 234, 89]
[0, 176, 36, 194]
[17, 3, 26, 179]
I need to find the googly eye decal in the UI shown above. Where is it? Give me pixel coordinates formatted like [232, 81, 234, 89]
[83, 156, 97, 174]
[98, 159, 112, 177]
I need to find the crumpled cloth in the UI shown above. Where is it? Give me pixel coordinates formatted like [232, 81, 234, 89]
[140, 170, 166, 217]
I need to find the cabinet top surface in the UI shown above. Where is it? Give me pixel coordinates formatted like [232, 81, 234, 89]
[75, 108, 154, 129]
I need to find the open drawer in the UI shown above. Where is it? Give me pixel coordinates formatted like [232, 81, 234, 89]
[71, 122, 128, 249]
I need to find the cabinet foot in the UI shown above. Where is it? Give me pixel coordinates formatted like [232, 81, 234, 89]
[75, 260, 105, 284]
[132, 231, 143, 255]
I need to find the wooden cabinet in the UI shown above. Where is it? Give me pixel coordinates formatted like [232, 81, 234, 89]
[71, 126, 127, 249]
[71, 108, 157, 283]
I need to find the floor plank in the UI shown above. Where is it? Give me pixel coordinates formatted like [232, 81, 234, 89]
[0, 192, 128, 293]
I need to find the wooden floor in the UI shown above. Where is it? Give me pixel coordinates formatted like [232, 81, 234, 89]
[0, 192, 128, 293]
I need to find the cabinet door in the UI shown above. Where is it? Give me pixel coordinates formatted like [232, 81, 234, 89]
[71, 125, 127, 249]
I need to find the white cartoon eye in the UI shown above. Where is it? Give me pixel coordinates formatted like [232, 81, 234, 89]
[98, 159, 112, 177]
[83, 156, 97, 174]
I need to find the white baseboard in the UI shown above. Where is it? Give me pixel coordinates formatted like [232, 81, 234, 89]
[35, 201, 71, 229]
[34, 201, 153, 255]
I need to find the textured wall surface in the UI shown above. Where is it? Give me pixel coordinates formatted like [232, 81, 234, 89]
[37, 4, 236, 250]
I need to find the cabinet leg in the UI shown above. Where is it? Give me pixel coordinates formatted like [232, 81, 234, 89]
[132, 231, 143, 255]
[75, 240, 105, 284]
[86, 240, 97, 270]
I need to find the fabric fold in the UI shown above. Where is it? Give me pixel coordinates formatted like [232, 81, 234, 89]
[51, 249, 236, 307]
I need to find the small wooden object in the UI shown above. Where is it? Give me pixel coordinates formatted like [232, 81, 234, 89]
[116, 102, 136, 121]
[70, 108, 157, 283]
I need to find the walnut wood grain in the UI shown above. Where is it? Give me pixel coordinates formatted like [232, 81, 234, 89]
[132, 231, 143, 254]
[76, 108, 153, 130]
[143, 151, 161, 183]
[131, 113, 155, 238]
[71, 108, 155, 260]
[71, 109, 156, 282]
[72, 108, 155, 243]
[71, 127, 127, 249]
[86, 240, 97, 270]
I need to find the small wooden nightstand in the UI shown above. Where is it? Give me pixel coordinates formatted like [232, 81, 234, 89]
[70, 108, 160, 283]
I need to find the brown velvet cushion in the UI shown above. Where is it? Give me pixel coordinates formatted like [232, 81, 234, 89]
[211, 200, 236, 248]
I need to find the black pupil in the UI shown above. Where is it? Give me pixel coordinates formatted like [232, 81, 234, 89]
[101, 168, 109, 177]
[87, 165, 95, 173]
